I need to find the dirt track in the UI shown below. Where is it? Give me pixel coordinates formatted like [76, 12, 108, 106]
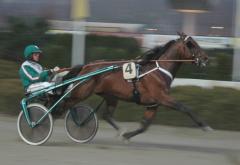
[0, 115, 240, 165]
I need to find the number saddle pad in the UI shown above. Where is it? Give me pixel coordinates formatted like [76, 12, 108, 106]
[122, 62, 137, 80]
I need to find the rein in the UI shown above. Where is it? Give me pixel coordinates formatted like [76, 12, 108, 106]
[60, 59, 195, 72]
[84, 59, 195, 67]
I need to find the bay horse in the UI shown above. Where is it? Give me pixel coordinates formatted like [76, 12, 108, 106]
[64, 32, 211, 140]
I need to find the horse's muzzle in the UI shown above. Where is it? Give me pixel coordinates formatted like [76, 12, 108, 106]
[200, 58, 208, 67]
[195, 58, 208, 67]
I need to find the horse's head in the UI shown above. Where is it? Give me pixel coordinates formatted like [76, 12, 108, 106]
[177, 32, 208, 67]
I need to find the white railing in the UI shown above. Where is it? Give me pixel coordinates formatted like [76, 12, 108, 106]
[172, 78, 240, 90]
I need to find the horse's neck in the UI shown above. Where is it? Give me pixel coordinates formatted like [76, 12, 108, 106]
[158, 43, 182, 78]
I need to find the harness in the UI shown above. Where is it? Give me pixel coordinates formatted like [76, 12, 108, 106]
[138, 61, 173, 80]
[130, 61, 173, 105]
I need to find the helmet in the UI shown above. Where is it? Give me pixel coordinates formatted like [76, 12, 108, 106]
[24, 45, 42, 59]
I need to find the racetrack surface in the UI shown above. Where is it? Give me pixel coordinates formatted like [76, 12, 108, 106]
[1, 115, 240, 165]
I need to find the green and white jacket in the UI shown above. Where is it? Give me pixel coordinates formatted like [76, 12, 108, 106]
[19, 60, 51, 89]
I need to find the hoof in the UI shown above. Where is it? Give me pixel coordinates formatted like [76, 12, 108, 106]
[116, 128, 127, 138]
[120, 134, 130, 144]
[202, 126, 214, 132]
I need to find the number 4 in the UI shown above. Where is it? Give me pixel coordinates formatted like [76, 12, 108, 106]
[125, 63, 133, 74]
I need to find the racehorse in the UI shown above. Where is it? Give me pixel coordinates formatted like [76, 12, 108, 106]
[64, 32, 211, 140]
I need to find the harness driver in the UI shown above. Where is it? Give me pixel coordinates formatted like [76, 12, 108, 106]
[19, 44, 63, 94]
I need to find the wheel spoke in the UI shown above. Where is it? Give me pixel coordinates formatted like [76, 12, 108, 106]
[17, 104, 53, 145]
[65, 104, 98, 143]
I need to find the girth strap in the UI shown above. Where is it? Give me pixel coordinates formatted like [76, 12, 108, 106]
[131, 80, 141, 104]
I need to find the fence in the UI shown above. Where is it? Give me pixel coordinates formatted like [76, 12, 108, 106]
[172, 78, 240, 90]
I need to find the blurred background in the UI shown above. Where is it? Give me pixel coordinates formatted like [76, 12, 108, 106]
[0, 0, 240, 131]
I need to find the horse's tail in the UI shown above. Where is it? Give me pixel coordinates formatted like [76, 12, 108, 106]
[62, 64, 84, 81]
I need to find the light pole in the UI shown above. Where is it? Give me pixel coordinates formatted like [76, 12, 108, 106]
[232, 0, 240, 81]
[71, 0, 89, 66]
[169, 0, 210, 36]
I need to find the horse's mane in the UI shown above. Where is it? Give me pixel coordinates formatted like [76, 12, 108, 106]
[79, 39, 177, 66]
[139, 40, 176, 62]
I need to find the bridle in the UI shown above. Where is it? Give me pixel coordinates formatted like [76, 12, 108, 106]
[183, 35, 206, 67]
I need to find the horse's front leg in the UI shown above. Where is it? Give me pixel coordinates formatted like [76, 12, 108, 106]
[160, 95, 213, 131]
[121, 106, 158, 140]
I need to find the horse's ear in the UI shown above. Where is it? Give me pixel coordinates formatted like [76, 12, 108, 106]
[181, 32, 187, 36]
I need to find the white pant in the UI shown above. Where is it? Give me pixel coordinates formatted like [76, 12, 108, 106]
[26, 71, 69, 94]
[51, 71, 69, 82]
[26, 82, 55, 93]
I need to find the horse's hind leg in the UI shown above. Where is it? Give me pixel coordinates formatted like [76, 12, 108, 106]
[122, 106, 158, 140]
[102, 96, 121, 131]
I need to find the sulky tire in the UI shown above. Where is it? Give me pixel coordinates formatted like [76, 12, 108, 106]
[17, 103, 53, 146]
[65, 104, 98, 143]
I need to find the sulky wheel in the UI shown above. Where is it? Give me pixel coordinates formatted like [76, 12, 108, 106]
[17, 103, 53, 146]
[65, 104, 98, 143]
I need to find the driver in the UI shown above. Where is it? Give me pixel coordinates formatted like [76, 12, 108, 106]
[19, 44, 60, 94]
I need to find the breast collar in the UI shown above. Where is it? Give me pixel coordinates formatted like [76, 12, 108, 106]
[138, 61, 173, 81]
